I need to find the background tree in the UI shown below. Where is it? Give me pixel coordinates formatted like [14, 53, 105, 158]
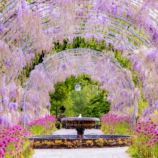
[49, 74, 110, 118]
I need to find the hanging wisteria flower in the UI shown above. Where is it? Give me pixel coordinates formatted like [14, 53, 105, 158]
[155, 102, 158, 111]
[0, 24, 4, 33]
[9, 102, 18, 111]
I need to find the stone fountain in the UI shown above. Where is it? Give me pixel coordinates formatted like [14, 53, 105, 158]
[61, 115, 100, 139]
[30, 115, 131, 148]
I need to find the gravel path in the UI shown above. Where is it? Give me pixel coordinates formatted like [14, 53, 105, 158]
[32, 147, 131, 158]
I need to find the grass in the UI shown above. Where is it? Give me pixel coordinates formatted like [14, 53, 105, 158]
[29, 124, 56, 136]
[101, 123, 132, 135]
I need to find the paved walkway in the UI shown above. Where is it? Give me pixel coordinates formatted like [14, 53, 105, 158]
[32, 147, 130, 158]
[52, 129, 104, 135]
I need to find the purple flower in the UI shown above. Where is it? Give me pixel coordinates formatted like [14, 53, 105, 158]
[21, 0, 28, 9]
[17, 6, 23, 21]
[9, 102, 18, 111]
[28, 115, 56, 127]
[46, 102, 51, 109]
[20, 115, 30, 125]
[154, 126, 158, 134]
[2, 97, 9, 106]
[0, 117, 9, 128]
[0, 87, 6, 96]
[152, 32, 158, 41]
[111, 4, 117, 15]
[62, 64, 67, 70]
[0, 24, 4, 33]
[155, 102, 158, 111]
[9, 90, 17, 99]
[146, 51, 156, 61]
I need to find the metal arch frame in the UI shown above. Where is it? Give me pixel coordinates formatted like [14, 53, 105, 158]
[0, 0, 157, 125]
[0, 0, 156, 55]
[24, 48, 136, 93]
[21, 48, 138, 124]
[24, 48, 135, 94]
[42, 48, 134, 89]
[28, 0, 153, 45]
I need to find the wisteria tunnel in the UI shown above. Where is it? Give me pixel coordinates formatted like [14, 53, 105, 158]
[24, 49, 137, 121]
[0, 0, 158, 157]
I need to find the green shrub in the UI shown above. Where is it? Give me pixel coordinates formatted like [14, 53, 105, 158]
[29, 126, 45, 136]
[128, 136, 158, 158]
[102, 123, 132, 135]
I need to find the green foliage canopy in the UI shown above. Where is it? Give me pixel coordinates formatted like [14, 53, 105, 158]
[49, 74, 110, 118]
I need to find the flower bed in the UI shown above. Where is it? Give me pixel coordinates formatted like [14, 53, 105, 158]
[0, 125, 33, 158]
[128, 120, 158, 158]
[32, 137, 131, 148]
[0, 115, 56, 158]
[30, 135, 131, 148]
[28, 115, 56, 136]
[101, 113, 132, 135]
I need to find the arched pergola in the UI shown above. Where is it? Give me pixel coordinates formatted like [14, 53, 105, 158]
[22, 48, 138, 123]
[1, 0, 158, 126]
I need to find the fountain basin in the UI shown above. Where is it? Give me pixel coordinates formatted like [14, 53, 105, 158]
[61, 117, 100, 138]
